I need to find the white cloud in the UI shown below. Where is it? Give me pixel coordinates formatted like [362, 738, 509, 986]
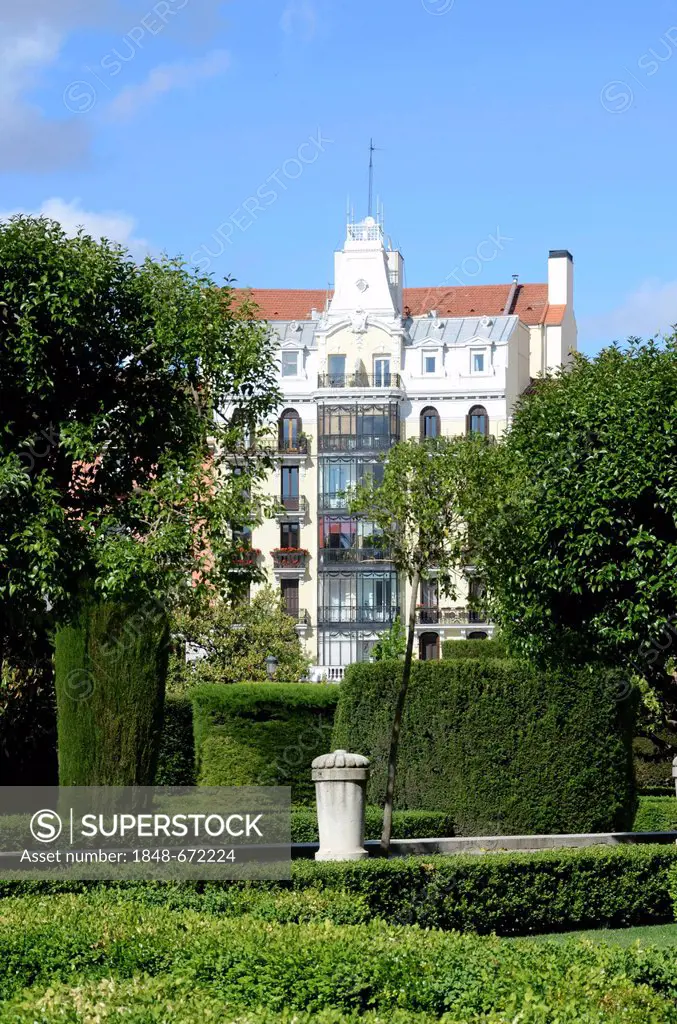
[0, 25, 90, 171]
[280, 0, 317, 40]
[0, 1, 229, 171]
[0, 198, 149, 257]
[580, 278, 677, 345]
[107, 48, 230, 119]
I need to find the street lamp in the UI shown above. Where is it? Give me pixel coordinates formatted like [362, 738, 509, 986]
[265, 655, 279, 679]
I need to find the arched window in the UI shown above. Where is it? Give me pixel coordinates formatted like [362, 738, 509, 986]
[419, 632, 440, 661]
[467, 405, 489, 437]
[420, 406, 440, 440]
[279, 408, 302, 451]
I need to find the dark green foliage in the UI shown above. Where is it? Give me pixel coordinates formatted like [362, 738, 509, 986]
[191, 683, 339, 803]
[635, 733, 675, 792]
[155, 696, 196, 786]
[633, 797, 677, 832]
[54, 599, 169, 785]
[290, 807, 455, 843]
[0, 657, 57, 785]
[333, 660, 637, 834]
[442, 637, 507, 659]
[6, 890, 677, 1020]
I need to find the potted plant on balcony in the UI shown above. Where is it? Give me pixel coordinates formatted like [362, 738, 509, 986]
[232, 547, 261, 566]
[271, 547, 309, 568]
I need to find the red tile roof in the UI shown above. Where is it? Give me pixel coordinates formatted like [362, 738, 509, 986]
[236, 283, 564, 327]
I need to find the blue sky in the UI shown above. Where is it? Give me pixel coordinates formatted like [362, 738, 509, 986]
[2, 0, 677, 354]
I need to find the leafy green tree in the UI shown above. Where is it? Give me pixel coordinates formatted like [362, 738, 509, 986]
[0, 215, 280, 680]
[350, 436, 480, 851]
[370, 616, 406, 661]
[461, 339, 677, 755]
[170, 585, 311, 688]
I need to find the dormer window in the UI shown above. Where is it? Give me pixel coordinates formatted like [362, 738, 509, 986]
[471, 350, 485, 373]
[282, 351, 298, 377]
[424, 355, 436, 375]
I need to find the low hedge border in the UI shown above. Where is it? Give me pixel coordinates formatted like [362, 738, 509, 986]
[3, 844, 677, 936]
[290, 807, 454, 843]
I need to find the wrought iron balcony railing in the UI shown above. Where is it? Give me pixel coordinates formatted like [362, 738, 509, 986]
[231, 548, 261, 567]
[318, 433, 399, 454]
[278, 436, 310, 456]
[285, 608, 310, 626]
[318, 492, 349, 511]
[318, 605, 399, 625]
[317, 373, 402, 390]
[272, 548, 309, 570]
[415, 606, 490, 625]
[277, 495, 309, 516]
[319, 547, 392, 566]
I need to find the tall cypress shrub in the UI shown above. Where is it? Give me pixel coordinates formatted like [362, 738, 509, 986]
[54, 599, 169, 785]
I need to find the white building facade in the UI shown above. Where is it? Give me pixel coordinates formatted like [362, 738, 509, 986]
[242, 217, 577, 679]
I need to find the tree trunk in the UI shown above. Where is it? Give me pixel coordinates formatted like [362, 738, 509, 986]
[380, 568, 420, 855]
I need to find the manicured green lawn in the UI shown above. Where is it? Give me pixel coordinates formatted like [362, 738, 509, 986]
[528, 922, 677, 948]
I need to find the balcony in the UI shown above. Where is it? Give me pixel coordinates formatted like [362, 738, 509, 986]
[318, 434, 399, 454]
[271, 548, 309, 573]
[319, 547, 392, 567]
[318, 492, 349, 512]
[278, 436, 310, 457]
[415, 606, 492, 629]
[275, 495, 309, 519]
[230, 547, 261, 569]
[285, 608, 311, 631]
[317, 373, 403, 390]
[318, 605, 399, 625]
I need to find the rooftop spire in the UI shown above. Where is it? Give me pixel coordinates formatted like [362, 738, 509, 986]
[368, 138, 381, 219]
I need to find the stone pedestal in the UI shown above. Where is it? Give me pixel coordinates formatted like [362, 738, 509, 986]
[311, 749, 370, 861]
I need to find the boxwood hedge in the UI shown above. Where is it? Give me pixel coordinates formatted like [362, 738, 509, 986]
[3, 844, 676, 936]
[332, 660, 637, 834]
[191, 683, 339, 803]
[4, 891, 677, 1021]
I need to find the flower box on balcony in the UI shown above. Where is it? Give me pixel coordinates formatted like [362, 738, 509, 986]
[231, 548, 261, 566]
[271, 547, 309, 569]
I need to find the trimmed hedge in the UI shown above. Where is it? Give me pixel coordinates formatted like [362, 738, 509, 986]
[5, 895, 677, 1021]
[191, 683, 339, 803]
[3, 844, 677, 936]
[333, 660, 637, 834]
[290, 807, 454, 843]
[54, 599, 169, 785]
[442, 637, 507, 659]
[155, 695, 196, 785]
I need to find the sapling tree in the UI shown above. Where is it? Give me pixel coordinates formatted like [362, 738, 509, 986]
[350, 435, 483, 852]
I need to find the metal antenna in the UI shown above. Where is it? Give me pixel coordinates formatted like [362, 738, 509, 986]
[368, 139, 382, 218]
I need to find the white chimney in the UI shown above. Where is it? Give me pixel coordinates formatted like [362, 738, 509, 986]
[548, 250, 574, 307]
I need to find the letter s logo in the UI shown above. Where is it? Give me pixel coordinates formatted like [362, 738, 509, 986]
[30, 810, 63, 843]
